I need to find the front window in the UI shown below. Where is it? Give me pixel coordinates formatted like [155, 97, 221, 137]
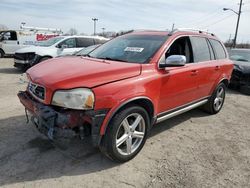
[89, 34, 168, 64]
[36, 37, 64, 47]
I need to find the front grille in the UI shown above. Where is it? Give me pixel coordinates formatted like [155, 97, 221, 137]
[28, 82, 45, 100]
[14, 53, 36, 60]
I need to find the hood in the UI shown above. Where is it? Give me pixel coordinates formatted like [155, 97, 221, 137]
[15, 46, 52, 54]
[233, 60, 250, 74]
[27, 56, 141, 89]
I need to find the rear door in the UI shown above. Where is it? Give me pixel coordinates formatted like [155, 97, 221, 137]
[189, 36, 218, 99]
[209, 38, 228, 81]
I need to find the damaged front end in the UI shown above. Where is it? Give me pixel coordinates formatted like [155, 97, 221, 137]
[17, 91, 108, 146]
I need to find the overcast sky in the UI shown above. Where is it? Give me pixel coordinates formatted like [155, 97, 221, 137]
[0, 0, 250, 42]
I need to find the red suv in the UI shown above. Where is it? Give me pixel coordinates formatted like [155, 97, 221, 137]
[18, 29, 233, 162]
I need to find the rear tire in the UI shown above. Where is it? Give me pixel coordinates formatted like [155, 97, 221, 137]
[202, 82, 226, 114]
[100, 105, 150, 162]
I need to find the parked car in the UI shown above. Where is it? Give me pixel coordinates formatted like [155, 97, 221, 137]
[228, 48, 250, 94]
[59, 44, 101, 57]
[0, 26, 62, 58]
[18, 29, 233, 162]
[14, 36, 108, 70]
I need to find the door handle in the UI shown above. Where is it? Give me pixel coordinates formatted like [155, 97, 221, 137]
[191, 70, 198, 76]
[215, 66, 221, 70]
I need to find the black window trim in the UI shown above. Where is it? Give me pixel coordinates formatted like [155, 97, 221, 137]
[206, 38, 216, 60]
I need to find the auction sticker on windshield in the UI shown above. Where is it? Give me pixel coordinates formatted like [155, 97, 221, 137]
[124, 47, 144, 52]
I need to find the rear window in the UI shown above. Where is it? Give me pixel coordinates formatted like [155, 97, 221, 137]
[209, 39, 227, 59]
[190, 37, 211, 62]
[76, 38, 95, 47]
[94, 39, 107, 44]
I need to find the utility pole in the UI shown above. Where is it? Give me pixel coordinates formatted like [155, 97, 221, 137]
[224, 0, 243, 48]
[102, 27, 105, 36]
[92, 18, 98, 36]
[171, 23, 175, 31]
[233, 0, 243, 48]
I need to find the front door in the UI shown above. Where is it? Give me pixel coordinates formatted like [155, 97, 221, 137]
[56, 38, 80, 56]
[158, 36, 199, 113]
[1, 31, 19, 54]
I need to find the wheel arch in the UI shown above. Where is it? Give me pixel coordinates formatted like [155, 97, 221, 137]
[220, 78, 229, 87]
[209, 76, 229, 95]
[100, 96, 155, 136]
[0, 48, 5, 56]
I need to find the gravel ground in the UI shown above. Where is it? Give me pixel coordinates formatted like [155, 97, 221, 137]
[0, 58, 250, 188]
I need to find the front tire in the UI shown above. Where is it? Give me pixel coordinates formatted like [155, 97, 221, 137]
[101, 105, 150, 162]
[0, 49, 4, 58]
[202, 82, 226, 114]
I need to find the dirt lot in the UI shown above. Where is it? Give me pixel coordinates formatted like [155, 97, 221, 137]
[0, 58, 250, 188]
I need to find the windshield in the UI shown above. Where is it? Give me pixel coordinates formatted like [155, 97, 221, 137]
[229, 50, 250, 62]
[36, 37, 64, 47]
[89, 34, 168, 63]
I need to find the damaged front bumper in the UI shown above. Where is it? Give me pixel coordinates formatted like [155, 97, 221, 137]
[17, 91, 109, 146]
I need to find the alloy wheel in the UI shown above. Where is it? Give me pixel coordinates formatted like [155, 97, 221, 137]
[115, 113, 146, 156]
[213, 86, 225, 111]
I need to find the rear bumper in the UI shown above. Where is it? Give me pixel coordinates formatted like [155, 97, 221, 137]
[17, 91, 109, 146]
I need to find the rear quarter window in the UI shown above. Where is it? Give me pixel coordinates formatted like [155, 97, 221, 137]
[76, 38, 95, 47]
[209, 39, 227, 59]
[190, 36, 211, 62]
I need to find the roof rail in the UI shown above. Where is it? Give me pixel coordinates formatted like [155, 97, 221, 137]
[169, 28, 215, 36]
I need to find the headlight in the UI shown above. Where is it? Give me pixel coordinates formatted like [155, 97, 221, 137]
[51, 88, 95, 110]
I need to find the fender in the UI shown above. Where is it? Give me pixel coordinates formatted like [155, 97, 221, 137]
[99, 96, 155, 135]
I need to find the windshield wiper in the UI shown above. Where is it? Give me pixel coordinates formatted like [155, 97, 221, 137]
[81, 54, 92, 57]
[99, 57, 127, 62]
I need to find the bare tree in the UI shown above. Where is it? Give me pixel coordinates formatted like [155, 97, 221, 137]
[67, 28, 78, 35]
[0, 24, 8, 31]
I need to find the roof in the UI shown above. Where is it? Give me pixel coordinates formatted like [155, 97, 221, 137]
[128, 28, 218, 39]
[61, 35, 109, 40]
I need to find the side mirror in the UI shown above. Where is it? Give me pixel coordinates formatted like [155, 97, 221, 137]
[159, 55, 186, 68]
[61, 44, 68, 49]
[57, 44, 68, 49]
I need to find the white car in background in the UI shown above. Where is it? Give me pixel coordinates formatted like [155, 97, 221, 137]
[14, 35, 109, 70]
